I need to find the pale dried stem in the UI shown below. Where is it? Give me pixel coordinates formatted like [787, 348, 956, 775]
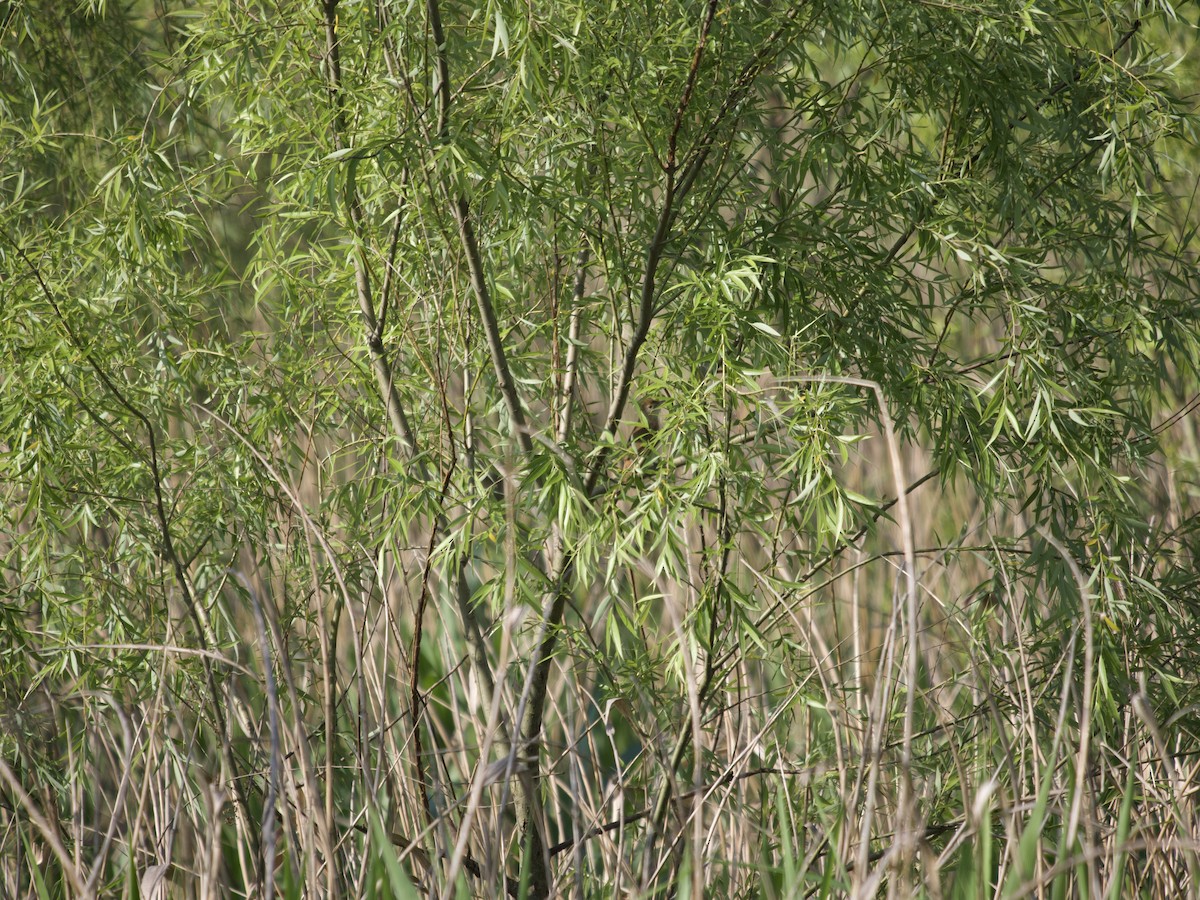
[0, 756, 90, 899]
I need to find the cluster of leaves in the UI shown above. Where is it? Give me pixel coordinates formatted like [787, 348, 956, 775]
[2, 0, 1199, 897]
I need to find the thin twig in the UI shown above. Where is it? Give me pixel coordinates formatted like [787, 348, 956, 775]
[409, 465, 457, 827]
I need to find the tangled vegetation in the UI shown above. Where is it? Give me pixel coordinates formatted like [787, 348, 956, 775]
[2, 1, 1199, 897]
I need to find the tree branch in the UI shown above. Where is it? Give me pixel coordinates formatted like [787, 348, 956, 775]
[426, 0, 533, 455]
[322, 0, 422, 461]
[583, 4, 809, 496]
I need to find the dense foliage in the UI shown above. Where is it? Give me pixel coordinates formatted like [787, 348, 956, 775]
[3, 1, 1199, 897]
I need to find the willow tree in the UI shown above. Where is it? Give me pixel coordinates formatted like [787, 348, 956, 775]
[3, 0, 1199, 897]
